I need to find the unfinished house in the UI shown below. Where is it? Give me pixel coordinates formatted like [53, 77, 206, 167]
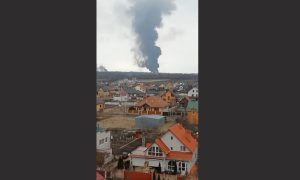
[161, 89, 177, 107]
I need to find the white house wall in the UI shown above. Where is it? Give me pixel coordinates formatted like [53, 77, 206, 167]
[131, 157, 145, 167]
[161, 131, 190, 152]
[187, 88, 198, 97]
[146, 143, 166, 157]
[96, 131, 111, 150]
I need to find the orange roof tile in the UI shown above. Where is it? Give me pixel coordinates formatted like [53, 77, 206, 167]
[190, 164, 198, 174]
[166, 151, 193, 161]
[155, 138, 170, 154]
[144, 138, 170, 154]
[169, 123, 198, 152]
[146, 143, 152, 148]
[135, 96, 169, 108]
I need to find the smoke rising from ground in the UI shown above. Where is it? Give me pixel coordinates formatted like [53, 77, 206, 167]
[129, 0, 176, 73]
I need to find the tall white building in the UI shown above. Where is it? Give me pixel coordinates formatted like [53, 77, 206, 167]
[96, 127, 113, 165]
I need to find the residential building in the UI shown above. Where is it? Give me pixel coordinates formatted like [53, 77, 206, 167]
[96, 127, 113, 165]
[128, 96, 170, 115]
[97, 87, 110, 99]
[96, 97, 105, 113]
[113, 88, 129, 102]
[129, 123, 198, 175]
[186, 100, 198, 125]
[161, 89, 176, 106]
[187, 88, 198, 98]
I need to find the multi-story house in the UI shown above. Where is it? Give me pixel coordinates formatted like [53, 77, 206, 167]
[96, 127, 113, 166]
[161, 89, 177, 106]
[129, 123, 198, 175]
[187, 87, 198, 98]
[186, 100, 198, 125]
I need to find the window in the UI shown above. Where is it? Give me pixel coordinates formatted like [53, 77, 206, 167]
[148, 146, 163, 156]
[170, 147, 173, 150]
[178, 162, 186, 171]
[180, 146, 186, 151]
[171, 136, 173, 140]
[168, 161, 176, 172]
[105, 137, 108, 142]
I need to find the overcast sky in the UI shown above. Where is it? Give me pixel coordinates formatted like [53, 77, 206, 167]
[97, 0, 198, 73]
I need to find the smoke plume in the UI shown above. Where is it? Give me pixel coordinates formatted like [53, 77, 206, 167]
[129, 0, 176, 73]
[97, 65, 108, 72]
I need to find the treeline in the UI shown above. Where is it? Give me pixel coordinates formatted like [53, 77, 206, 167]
[97, 71, 198, 81]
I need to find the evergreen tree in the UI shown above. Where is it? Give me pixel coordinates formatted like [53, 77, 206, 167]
[158, 162, 161, 173]
[174, 162, 177, 174]
[153, 172, 156, 180]
[117, 157, 124, 169]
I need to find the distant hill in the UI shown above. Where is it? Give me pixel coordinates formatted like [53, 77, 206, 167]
[96, 71, 198, 81]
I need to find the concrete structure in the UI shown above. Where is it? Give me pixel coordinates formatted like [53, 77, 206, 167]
[129, 123, 198, 175]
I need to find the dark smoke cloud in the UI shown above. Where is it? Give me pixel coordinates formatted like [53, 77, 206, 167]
[129, 0, 176, 73]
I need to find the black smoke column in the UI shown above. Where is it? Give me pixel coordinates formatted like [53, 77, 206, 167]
[129, 0, 176, 73]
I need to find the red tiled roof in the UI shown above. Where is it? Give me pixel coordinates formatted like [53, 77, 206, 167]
[96, 171, 105, 180]
[190, 164, 198, 174]
[120, 88, 127, 97]
[146, 143, 152, 148]
[155, 138, 170, 154]
[169, 123, 198, 152]
[166, 151, 193, 161]
[135, 96, 169, 108]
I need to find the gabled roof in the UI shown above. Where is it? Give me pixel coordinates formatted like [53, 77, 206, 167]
[168, 123, 197, 152]
[144, 138, 170, 154]
[161, 89, 175, 97]
[155, 138, 170, 154]
[126, 88, 145, 95]
[186, 100, 198, 111]
[135, 96, 169, 108]
[119, 88, 127, 97]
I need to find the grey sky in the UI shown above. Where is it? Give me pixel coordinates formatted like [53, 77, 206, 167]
[97, 0, 198, 73]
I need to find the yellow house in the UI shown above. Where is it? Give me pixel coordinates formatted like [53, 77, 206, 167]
[96, 98, 105, 112]
[161, 90, 176, 106]
[97, 88, 110, 99]
[166, 81, 174, 90]
[186, 100, 198, 125]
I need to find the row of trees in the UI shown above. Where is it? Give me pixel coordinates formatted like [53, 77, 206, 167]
[97, 71, 198, 82]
